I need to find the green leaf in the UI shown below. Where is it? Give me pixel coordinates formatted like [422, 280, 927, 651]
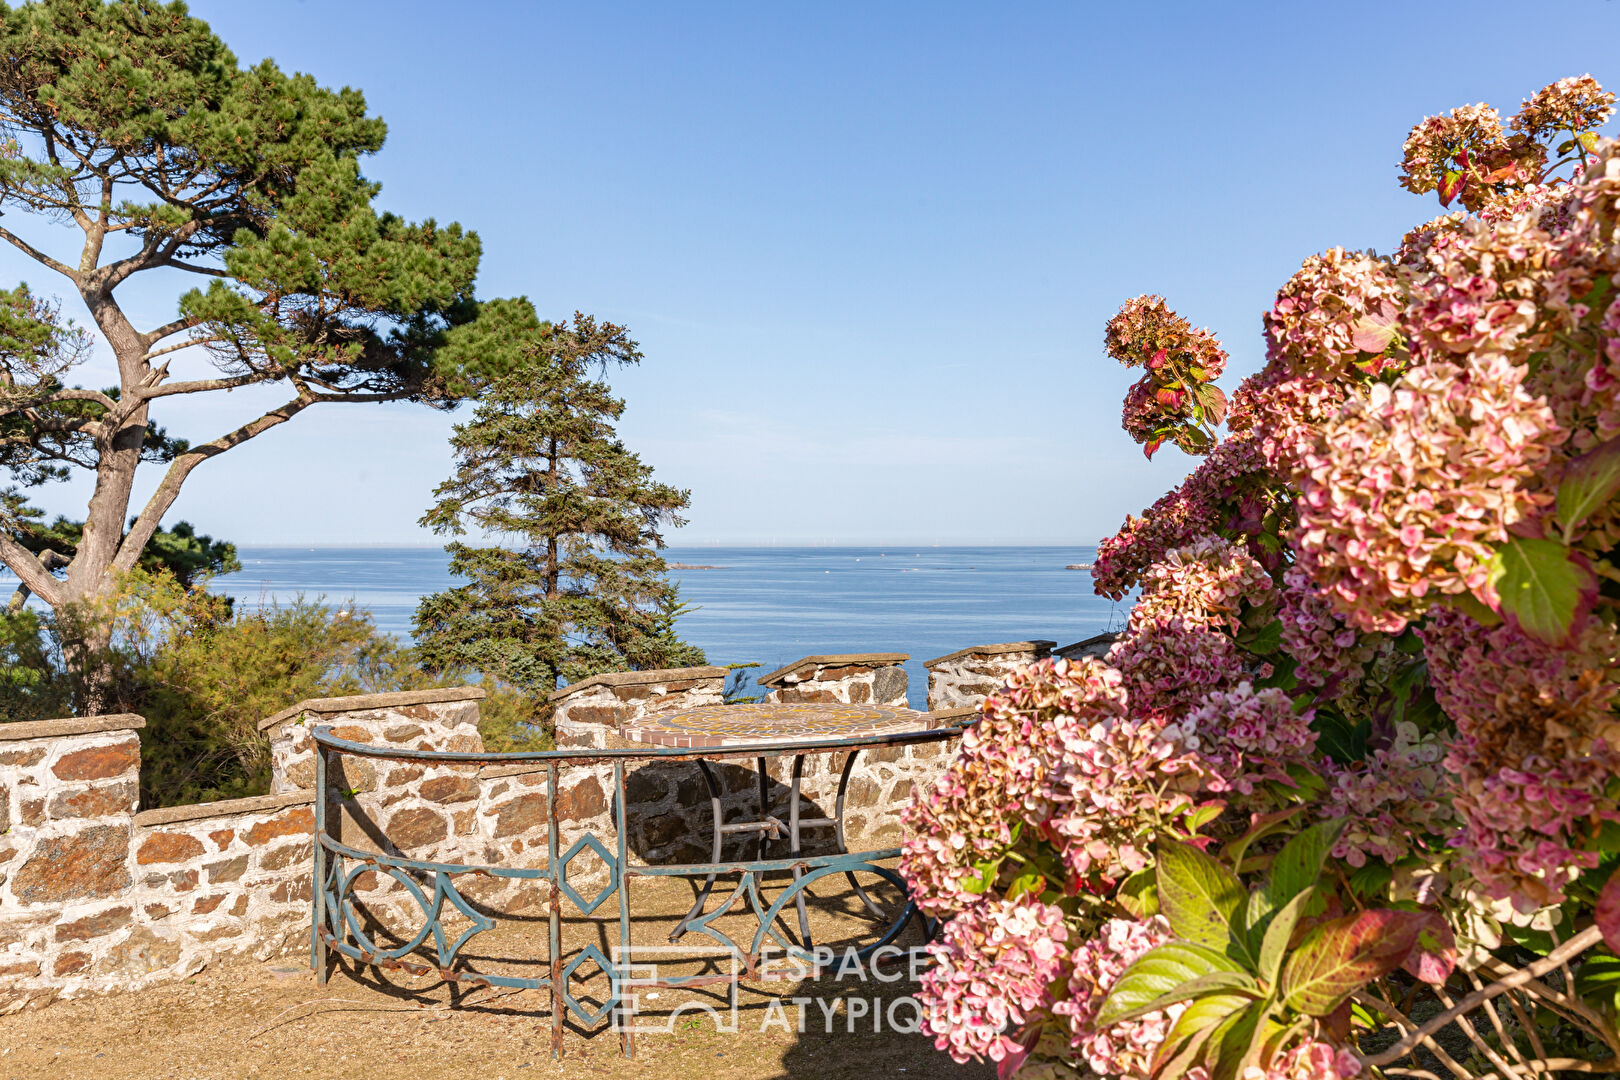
[1575, 953, 1620, 1012]
[1152, 994, 1252, 1080]
[1490, 536, 1596, 645]
[1212, 1002, 1275, 1080]
[1118, 868, 1160, 919]
[1241, 618, 1284, 656]
[1281, 910, 1432, 1016]
[1310, 709, 1369, 766]
[1268, 820, 1346, 910]
[1156, 840, 1251, 961]
[1258, 887, 1315, 987]
[1347, 862, 1394, 899]
[1222, 807, 1305, 871]
[1097, 942, 1255, 1027]
[1557, 434, 1620, 542]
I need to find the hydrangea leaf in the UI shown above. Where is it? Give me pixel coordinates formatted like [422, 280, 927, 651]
[1595, 872, 1620, 953]
[1280, 909, 1432, 1016]
[1400, 914, 1457, 985]
[1151, 993, 1253, 1080]
[1489, 536, 1596, 644]
[1096, 942, 1255, 1027]
[1156, 840, 1251, 961]
[1257, 886, 1315, 987]
[1556, 434, 1620, 542]
[1267, 819, 1347, 910]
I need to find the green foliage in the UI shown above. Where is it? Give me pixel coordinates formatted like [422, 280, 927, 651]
[413, 310, 706, 701]
[137, 591, 440, 806]
[1098, 827, 1458, 1080]
[1488, 535, 1597, 644]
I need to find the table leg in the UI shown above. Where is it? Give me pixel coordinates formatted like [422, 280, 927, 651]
[835, 749, 885, 918]
[788, 755, 812, 948]
[668, 758, 725, 943]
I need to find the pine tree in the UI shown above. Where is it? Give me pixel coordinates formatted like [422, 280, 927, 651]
[413, 310, 705, 699]
[0, 1, 530, 704]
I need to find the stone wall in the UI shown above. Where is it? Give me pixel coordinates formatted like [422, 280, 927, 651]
[923, 641, 1055, 711]
[0, 657, 991, 1011]
[0, 715, 316, 1013]
[758, 653, 910, 706]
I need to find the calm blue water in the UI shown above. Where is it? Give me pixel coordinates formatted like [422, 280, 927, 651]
[209, 546, 1124, 708]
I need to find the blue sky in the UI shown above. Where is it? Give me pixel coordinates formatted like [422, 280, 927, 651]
[6, 1, 1619, 545]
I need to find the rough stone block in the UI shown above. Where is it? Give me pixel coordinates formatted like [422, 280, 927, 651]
[50, 739, 139, 782]
[11, 825, 131, 904]
[136, 831, 206, 865]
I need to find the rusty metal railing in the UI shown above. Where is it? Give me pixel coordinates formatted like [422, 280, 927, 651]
[309, 723, 962, 1058]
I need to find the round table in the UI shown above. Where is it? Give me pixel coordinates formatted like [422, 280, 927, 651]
[620, 702, 937, 944]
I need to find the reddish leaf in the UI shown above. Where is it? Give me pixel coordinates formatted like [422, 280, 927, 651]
[1144, 437, 1163, 459]
[1351, 300, 1400, 354]
[1155, 386, 1186, 408]
[1400, 914, 1457, 985]
[1203, 384, 1228, 426]
[1439, 170, 1466, 207]
[1281, 909, 1433, 1016]
[1597, 873, 1620, 953]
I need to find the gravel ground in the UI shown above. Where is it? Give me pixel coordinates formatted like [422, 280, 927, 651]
[0, 874, 992, 1080]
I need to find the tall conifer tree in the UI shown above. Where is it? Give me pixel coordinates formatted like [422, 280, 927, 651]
[413, 311, 704, 697]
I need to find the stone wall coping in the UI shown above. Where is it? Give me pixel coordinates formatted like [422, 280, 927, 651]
[758, 653, 910, 687]
[547, 666, 728, 703]
[1054, 632, 1122, 658]
[922, 641, 1058, 668]
[0, 713, 146, 742]
[258, 686, 487, 733]
[132, 789, 315, 828]
[930, 706, 981, 725]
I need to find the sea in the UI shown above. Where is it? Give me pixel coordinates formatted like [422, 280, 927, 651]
[203, 545, 1123, 709]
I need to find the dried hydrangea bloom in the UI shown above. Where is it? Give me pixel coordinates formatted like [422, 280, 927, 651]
[1513, 75, 1616, 138]
[1264, 248, 1406, 378]
[1276, 564, 1381, 698]
[1053, 916, 1176, 1079]
[1228, 369, 1348, 477]
[1246, 1040, 1364, 1080]
[1320, 722, 1454, 867]
[901, 658, 1136, 915]
[1182, 682, 1318, 798]
[1447, 741, 1620, 911]
[1108, 618, 1251, 714]
[1399, 103, 1507, 196]
[1130, 536, 1275, 633]
[1104, 294, 1228, 380]
[918, 895, 1070, 1065]
[1040, 709, 1206, 884]
[1419, 606, 1620, 771]
[1293, 353, 1561, 633]
[1091, 435, 1270, 600]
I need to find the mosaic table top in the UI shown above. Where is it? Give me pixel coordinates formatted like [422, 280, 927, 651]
[619, 702, 937, 749]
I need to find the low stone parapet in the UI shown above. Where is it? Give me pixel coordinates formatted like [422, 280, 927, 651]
[549, 667, 726, 749]
[923, 641, 1055, 711]
[758, 653, 909, 706]
[0, 711, 318, 1012]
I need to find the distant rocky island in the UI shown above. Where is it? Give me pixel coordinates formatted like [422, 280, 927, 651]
[1065, 563, 1093, 570]
[669, 562, 727, 570]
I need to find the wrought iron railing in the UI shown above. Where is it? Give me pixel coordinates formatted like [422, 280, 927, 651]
[308, 723, 961, 1057]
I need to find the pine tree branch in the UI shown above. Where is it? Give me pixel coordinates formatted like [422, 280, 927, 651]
[0, 224, 79, 281]
[0, 533, 63, 608]
[113, 393, 317, 573]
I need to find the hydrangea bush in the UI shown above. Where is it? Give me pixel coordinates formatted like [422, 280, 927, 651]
[903, 77, 1620, 1080]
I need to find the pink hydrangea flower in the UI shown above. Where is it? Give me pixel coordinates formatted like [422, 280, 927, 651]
[918, 896, 1070, 1065]
[1263, 249, 1405, 379]
[1293, 352, 1561, 633]
[1276, 564, 1381, 699]
[1054, 916, 1176, 1079]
